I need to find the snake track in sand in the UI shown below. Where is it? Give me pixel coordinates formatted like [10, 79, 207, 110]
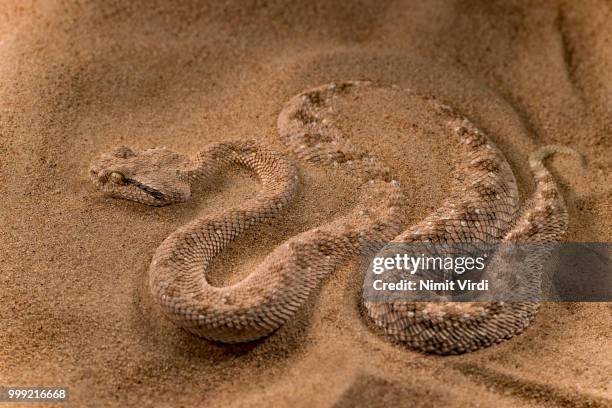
[90, 81, 573, 354]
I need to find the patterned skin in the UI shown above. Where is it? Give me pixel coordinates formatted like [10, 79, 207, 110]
[90, 82, 575, 353]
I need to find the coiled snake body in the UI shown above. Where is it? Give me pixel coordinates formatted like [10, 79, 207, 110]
[90, 82, 572, 354]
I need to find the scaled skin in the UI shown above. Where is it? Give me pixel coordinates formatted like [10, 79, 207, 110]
[90, 82, 573, 353]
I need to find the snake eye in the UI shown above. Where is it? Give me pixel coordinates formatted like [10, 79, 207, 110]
[109, 172, 126, 185]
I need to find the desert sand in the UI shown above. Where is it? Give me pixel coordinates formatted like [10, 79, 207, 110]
[0, 1, 611, 407]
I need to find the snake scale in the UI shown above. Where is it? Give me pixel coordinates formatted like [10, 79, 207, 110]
[90, 81, 573, 354]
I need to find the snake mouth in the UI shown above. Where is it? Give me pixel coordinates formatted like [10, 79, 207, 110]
[125, 178, 166, 200]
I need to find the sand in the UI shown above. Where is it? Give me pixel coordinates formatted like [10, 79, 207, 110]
[0, 1, 611, 407]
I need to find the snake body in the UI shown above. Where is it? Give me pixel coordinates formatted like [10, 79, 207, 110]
[90, 81, 572, 353]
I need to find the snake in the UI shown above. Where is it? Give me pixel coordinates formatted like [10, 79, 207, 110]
[89, 81, 575, 354]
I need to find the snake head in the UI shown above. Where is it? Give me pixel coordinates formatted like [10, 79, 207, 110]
[89, 146, 191, 206]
